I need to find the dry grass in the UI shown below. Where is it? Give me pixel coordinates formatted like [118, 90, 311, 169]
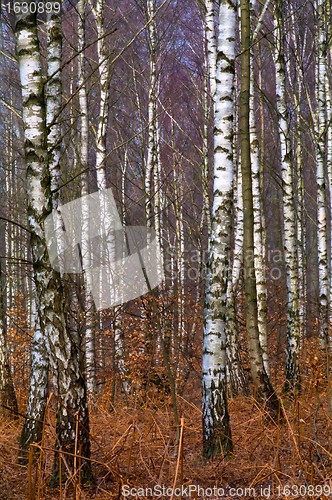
[2, 341, 332, 499]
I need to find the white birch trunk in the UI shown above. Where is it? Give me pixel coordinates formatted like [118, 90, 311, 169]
[44, 0, 62, 386]
[226, 163, 249, 396]
[78, 0, 97, 396]
[143, 0, 160, 361]
[327, 20, 332, 335]
[174, 164, 185, 360]
[112, 157, 130, 397]
[20, 4, 63, 441]
[19, 296, 48, 451]
[274, 1, 301, 391]
[154, 120, 164, 281]
[145, 0, 158, 239]
[286, 6, 307, 343]
[250, 0, 268, 375]
[202, 70, 211, 235]
[205, 0, 217, 99]
[94, 0, 110, 190]
[316, 0, 329, 347]
[0, 260, 18, 418]
[5, 100, 15, 319]
[46, 9, 61, 204]
[93, 0, 130, 391]
[295, 75, 307, 343]
[15, 6, 93, 481]
[296, 126, 306, 342]
[202, 0, 236, 458]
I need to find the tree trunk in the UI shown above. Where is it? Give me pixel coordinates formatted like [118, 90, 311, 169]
[15, 4, 93, 483]
[0, 259, 18, 418]
[249, 0, 269, 375]
[274, 0, 301, 391]
[316, 0, 329, 347]
[202, 0, 237, 459]
[19, 294, 48, 453]
[78, 0, 97, 398]
[240, 0, 281, 419]
[145, 0, 158, 239]
[205, 0, 217, 100]
[287, 4, 307, 342]
[226, 164, 249, 396]
[327, 0, 332, 336]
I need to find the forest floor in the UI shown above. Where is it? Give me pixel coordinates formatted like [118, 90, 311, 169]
[1, 338, 332, 499]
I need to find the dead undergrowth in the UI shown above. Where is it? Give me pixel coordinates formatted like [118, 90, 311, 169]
[1, 340, 332, 499]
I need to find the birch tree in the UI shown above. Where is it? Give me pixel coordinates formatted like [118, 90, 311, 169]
[93, 0, 132, 393]
[15, 3, 93, 482]
[18, 4, 57, 454]
[145, 0, 158, 237]
[203, 0, 215, 238]
[225, 164, 249, 396]
[202, 73, 212, 236]
[288, 12, 306, 352]
[46, 0, 62, 202]
[78, 0, 97, 397]
[173, 158, 185, 363]
[316, 0, 329, 347]
[0, 258, 18, 418]
[240, 0, 281, 417]
[287, 12, 308, 341]
[93, 0, 111, 192]
[274, 0, 301, 391]
[144, 0, 161, 362]
[202, 0, 237, 458]
[327, 0, 332, 333]
[19, 291, 48, 454]
[205, 0, 217, 100]
[250, 0, 268, 375]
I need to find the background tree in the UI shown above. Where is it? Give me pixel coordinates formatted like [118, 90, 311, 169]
[240, 0, 281, 418]
[315, 0, 329, 348]
[0, 258, 18, 417]
[274, 0, 301, 392]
